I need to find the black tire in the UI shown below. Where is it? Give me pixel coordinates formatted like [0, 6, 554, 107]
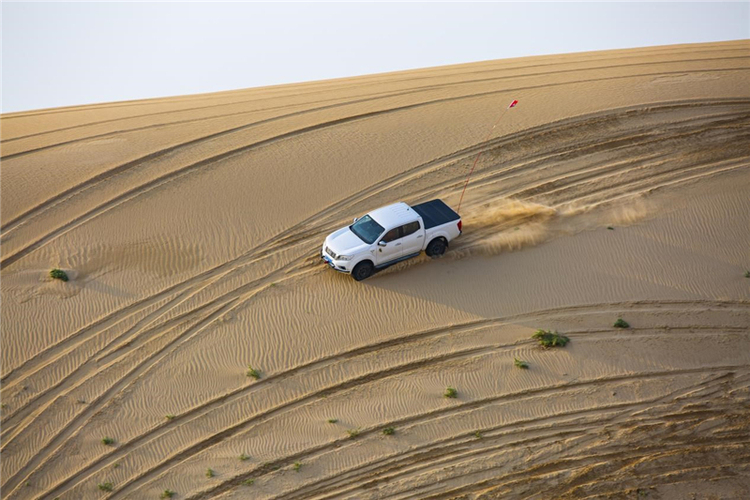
[351, 261, 374, 281]
[426, 238, 447, 258]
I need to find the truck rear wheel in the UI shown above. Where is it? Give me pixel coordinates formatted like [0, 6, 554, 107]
[352, 261, 374, 281]
[426, 238, 447, 258]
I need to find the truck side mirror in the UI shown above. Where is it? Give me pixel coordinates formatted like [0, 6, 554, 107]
[378, 240, 387, 247]
[353, 217, 359, 223]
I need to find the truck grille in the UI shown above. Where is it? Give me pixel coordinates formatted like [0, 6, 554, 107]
[325, 246, 338, 260]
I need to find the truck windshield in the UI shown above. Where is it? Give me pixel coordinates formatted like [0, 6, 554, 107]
[349, 215, 384, 244]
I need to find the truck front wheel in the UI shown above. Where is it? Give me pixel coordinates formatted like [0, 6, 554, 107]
[426, 238, 447, 258]
[352, 261, 374, 281]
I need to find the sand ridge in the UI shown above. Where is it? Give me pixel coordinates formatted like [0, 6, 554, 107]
[1, 40, 749, 499]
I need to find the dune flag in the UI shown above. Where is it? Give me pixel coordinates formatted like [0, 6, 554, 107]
[457, 97, 521, 213]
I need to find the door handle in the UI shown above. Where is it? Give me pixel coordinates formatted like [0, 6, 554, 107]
[396, 243, 402, 246]
[416, 235, 423, 238]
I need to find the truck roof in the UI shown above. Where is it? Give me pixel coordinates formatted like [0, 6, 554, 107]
[368, 202, 419, 229]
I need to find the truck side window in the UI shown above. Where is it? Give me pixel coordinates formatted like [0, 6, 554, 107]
[381, 228, 400, 243]
[401, 221, 420, 237]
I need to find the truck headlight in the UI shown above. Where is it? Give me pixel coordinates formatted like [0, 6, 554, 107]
[337, 255, 353, 261]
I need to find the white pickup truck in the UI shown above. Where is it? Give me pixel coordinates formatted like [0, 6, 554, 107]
[321, 199, 462, 281]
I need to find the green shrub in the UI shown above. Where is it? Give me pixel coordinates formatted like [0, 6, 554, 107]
[239, 453, 250, 461]
[607, 226, 614, 230]
[50, 268, 69, 281]
[613, 318, 630, 328]
[242, 479, 255, 486]
[293, 461, 302, 472]
[98, 482, 114, 492]
[165, 414, 176, 420]
[101, 437, 115, 446]
[327, 418, 338, 424]
[160, 490, 175, 499]
[382, 426, 395, 435]
[205, 468, 214, 478]
[444, 387, 458, 398]
[347, 428, 360, 439]
[246, 366, 261, 380]
[514, 357, 529, 369]
[532, 330, 569, 348]
[475, 430, 482, 438]
[745, 270, 750, 278]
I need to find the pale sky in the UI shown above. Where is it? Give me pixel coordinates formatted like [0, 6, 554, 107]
[2, 2, 748, 113]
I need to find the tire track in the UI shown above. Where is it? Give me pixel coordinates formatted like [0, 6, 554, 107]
[182, 365, 750, 500]
[397, 107, 750, 212]
[4, 52, 747, 159]
[1, 256, 318, 493]
[3, 44, 744, 140]
[413, 440, 750, 500]
[23, 301, 747, 498]
[5, 109, 745, 463]
[59, 322, 750, 497]
[4, 146, 747, 446]
[275, 372, 745, 500]
[4, 54, 749, 498]
[4, 71, 748, 267]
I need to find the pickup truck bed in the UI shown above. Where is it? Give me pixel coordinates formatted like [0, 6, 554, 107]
[411, 199, 461, 230]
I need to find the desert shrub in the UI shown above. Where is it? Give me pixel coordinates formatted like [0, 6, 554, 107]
[246, 366, 260, 380]
[101, 437, 115, 446]
[165, 414, 176, 420]
[293, 461, 302, 472]
[98, 482, 113, 492]
[346, 428, 360, 439]
[382, 426, 395, 435]
[613, 318, 630, 328]
[205, 468, 214, 478]
[444, 387, 458, 398]
[327, 418, 338, 424]
[239, 453, 250, 461]
[160, 490, 175, 499]
[532, 330, 569, 348]
[514, 357, 529, 369]
[242, 479, 255, 486]
[50, 269, 69, 281]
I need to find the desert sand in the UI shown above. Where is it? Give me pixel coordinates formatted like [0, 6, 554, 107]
[1, 39, 749, 499]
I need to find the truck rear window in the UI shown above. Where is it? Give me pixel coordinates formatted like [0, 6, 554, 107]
[350, 215, 384, 244]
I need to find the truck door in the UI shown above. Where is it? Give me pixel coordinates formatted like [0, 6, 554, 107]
[399, 220, 423, 256]
[375, 227, 403, 265]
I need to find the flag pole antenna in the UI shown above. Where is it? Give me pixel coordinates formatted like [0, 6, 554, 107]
[457, 99, 518, 214]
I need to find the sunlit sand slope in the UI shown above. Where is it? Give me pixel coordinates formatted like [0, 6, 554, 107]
[2, 40, 749, 500]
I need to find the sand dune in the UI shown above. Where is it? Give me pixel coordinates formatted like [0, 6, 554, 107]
[2, 40, 749, 499]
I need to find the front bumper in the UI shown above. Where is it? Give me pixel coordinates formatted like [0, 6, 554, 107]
[321, 250, 351, 273]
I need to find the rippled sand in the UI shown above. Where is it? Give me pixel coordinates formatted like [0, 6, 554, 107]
[2, 40, 749, 499]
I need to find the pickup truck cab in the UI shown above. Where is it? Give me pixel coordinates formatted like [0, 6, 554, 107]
[321, 199, 462, 281]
